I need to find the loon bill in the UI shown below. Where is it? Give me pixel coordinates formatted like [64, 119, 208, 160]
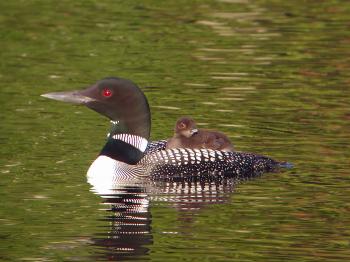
[42, 77, 292, 186]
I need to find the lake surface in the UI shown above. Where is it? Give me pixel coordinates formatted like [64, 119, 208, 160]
[1, 0, 350, 261]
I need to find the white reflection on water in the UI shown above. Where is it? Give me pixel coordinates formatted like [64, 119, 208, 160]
[90, 178, 238, 261]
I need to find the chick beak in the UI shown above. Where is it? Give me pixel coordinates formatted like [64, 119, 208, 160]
[190, 128, 198, 135]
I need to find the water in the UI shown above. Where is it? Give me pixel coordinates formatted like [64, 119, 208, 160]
[1, 0, 350, 261]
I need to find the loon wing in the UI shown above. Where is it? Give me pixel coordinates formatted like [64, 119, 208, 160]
[144, 140, 168, 154]
[139, 148, 282, 181]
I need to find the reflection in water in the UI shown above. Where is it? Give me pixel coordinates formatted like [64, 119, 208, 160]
[90, 179, 237, 260]
[91, 186, 152, 261]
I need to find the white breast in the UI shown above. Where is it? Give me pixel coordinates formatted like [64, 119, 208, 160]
[87, 155, 144, 194]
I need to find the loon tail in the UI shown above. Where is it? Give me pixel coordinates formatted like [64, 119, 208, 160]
[278, 161, 294, 169]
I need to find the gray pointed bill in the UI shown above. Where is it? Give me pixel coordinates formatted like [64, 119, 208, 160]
[41, 90, 95, 105]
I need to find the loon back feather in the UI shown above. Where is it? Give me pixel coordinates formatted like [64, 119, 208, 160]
[144, 140, 168, 154]
[138, 147, 279, 181]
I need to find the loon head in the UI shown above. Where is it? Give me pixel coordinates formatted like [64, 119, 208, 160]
[42, 77, 151, 140]
[174, 117, 198, 138]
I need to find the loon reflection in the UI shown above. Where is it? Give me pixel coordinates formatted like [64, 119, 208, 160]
[91, 185, 151, 261]
[90, 178, 237, 261]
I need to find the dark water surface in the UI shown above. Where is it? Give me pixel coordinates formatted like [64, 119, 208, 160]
[1, 0, 350, 261]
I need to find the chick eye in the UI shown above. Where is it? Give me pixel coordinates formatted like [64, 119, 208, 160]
[179, 123, 186, 129]
[102, 88, 112, 97]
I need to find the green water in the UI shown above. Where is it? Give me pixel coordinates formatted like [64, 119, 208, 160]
[1, 0, 350, 261]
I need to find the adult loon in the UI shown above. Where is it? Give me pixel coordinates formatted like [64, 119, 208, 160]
[166, 117, 234, 152]
[42, 77, 291, 187]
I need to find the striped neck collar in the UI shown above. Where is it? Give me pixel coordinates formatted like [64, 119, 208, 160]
[111, 133, 148, 153]
[107, 120, 149, 153]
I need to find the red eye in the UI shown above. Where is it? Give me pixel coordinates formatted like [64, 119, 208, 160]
[102, 88, 112, 97]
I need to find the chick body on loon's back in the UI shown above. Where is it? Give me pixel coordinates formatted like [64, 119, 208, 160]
[166, 117, 234, 152]
[41, 77, 291, 186]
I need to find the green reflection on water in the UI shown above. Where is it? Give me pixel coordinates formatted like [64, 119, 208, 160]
[0, 0, 350, 261]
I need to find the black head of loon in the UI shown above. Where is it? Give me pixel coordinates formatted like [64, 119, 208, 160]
[42, 77, 151, 167]
[42, 77, 151, 140]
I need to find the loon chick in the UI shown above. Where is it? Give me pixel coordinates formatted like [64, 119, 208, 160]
[41, 77, 290, 187]
[166, 117, 234, 152]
